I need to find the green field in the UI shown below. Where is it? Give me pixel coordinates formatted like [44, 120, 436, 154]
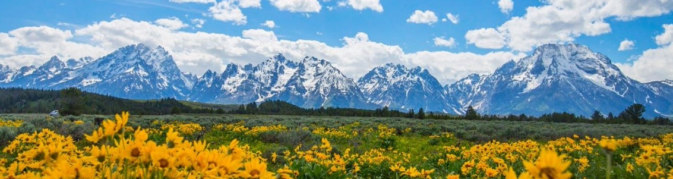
[1, 113, 672, 178]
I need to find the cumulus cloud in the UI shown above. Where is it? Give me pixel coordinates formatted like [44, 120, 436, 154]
[191, 18, 206, 28]
[0, 33, 18, 55]
[2, 26, 106, 67]
[466, 0, 673, 52]
[498, 0, 513, 14]
[618, 39, 634, 51]
[616, 44, 673, 82]
[208, 0, 247, 25]
[261, 20, 276, 28]
[617, 24, 673, 82]
[237, 0, 261, 8]
[465, 28, 506, 49]
[269, 0, 322, 13]
[346, 0, 383, 12]
[655, 24, 673, 46]
[404, 51, 526, 84]
[1, 18, 522, 84]
[155, 17, 189, 30]
[433, 37, 456, 48]
[169, 0, 215, 3]
[406, 10, 438, 25]
[445, 13, 459, 24]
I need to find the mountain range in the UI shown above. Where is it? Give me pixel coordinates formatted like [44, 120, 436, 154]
[1, 43, 671, 117]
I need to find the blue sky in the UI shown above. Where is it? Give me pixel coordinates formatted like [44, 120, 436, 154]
[0, 0, 672, 84]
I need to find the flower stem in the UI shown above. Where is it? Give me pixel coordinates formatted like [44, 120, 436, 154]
[606, 153, 612, 179]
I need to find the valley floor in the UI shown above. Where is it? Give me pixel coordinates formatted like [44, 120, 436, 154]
[0, 113, 671, 178]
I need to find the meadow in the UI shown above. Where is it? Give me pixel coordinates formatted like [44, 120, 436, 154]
[0, 113, 672, 178]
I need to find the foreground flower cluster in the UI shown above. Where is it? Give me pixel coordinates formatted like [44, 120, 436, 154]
[0, 112, 280, 178]
[0, 112, 672, 178]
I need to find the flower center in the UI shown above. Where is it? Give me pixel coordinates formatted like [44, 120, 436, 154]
[131, 148, 141, 157]
[540, 167, 557, 179]
[250, 169, 260, 176]
[159, 159, 169, 168]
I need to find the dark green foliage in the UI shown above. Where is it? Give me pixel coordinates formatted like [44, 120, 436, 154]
[619, 104, 646, 124]
[60, 88, 85, 116]
[591, 110, 605, 122]
[465, 106, 479, 120]
[171, 106, 182, 115]
[0, 88, 213, 115]
[417, 108, 425, 119]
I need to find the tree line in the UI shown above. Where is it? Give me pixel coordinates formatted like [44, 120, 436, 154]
[0, 88, 212, 115]
[1, 87, 670, 125]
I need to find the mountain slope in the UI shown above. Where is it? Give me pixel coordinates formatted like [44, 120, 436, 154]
[446, 44, 672, 117]
[358, 63, 454, 112]
[273, 56, 371, 108]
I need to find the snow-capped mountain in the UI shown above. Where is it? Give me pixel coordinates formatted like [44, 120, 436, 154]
[0, 56, 94, 88]
[2, 43, 671, 117]
[358, 63, 455, 112]
[646, 80, 673, 113]
[444, 73, 490, 113]
[191, 54, 299, 104]
[70, 44, 194, 99]
[446, 44, 673, 117]
[0, 44, 194, 100]
[191, 54, 371, 109]
[273, 56, 371, 108]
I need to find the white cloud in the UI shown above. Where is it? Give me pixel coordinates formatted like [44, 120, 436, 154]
[433, 37, 456, 48]
[406, 10, 438, 25]
[0, 33, 18, 55]
[618, 39, 634, 51]
[269, 0, 322, 13]
[169, 0, 216, 3]
[498, 0, 513, 14]
[616, 25, 673, 82]
[616, 44, 673, 82]
[1, 26, 106, 67]
[445, 13, 459, 24]
[208, 0, 247, 25]
[467, 0, 673, 52]
[404, 51, 526, 84]
[237, 0, 261, 8]
[155, 17, 189, 30]
[191, 18, 206, 28]
[346, 0, 383, 12]
[262, 20, 276, 28]
[465, 28, 506, 49]
[0, 18, 523, 84]
[655, 24, 673, 46]
[242, 29, 278, 42]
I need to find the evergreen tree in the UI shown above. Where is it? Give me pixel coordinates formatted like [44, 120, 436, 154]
[60, 87, 84, 116]
[591, 110, 604, 122]
[620, 104, 646, 124]
[653, 117, 670, 125]
[418, 108, 425, 119]
[465, 106, 479, 120]
[607, 112, 615, 122]
[170, 106, 181, 115]
[408, 109, 415, 118]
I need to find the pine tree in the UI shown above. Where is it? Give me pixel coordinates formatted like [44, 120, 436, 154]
[60, 87, 84, 116]
[418, 108, 425, 119]
[170, 106, 181, 115]
[591, 110, 604, 122]
[465, 106, 479, 120]
[620, 104, 645, 124]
